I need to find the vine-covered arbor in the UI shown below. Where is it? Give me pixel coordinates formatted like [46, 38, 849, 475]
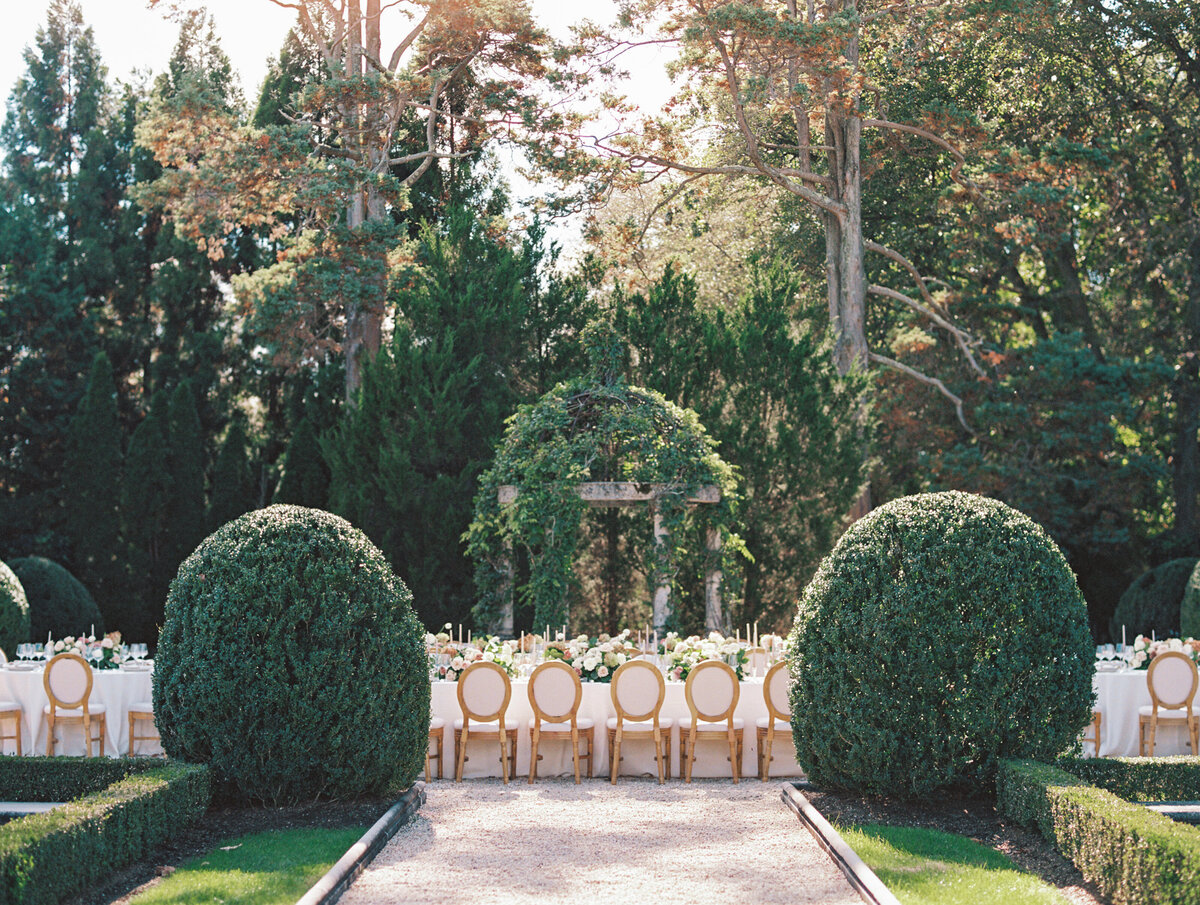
[466, 323, 741, 635]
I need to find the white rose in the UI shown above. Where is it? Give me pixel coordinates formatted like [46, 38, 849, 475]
[451, 656, 464, 669]
[597, 665, 609, 678]
[54, 641, 64, 652]
[483, 651, 495, 661]
[101, 638, 114, 649]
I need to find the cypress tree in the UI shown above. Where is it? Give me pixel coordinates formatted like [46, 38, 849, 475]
[208, 419, 254, 530]
[274, 418, 330, 509]
[121, 391, 172, 639]
[61, 352, 124, 625]
[166, 382, 208, 567]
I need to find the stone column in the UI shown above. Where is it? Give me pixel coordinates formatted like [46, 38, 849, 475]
[704, 527, 723, 632]
[652, 504, 671, 632]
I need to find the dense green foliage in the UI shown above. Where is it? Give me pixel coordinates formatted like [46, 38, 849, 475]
[155, 505, 429, 804]
[61, 352, 124, 626]
[0, 756, 175, 802]
[1110, 558, 1198, 641]
[207, 419, 255, 530]
[165, 383, 208, 569]
[0, 563, 30, 660]
[789, 491, 1093, 796]
[1183, 564, 1200, 639]
[467, 321, 741, 633]
[997, 759, 1200, 905]
[274, 418, 329, 509]
[0, 761, 210, 905]
[327, 210, 594, 629]
[615, 264, 868, 629]
[1061, 756, 1200, 803]
[9, 558, 102, 641]
[126, 826, 366, 905]
[837, 824, 1065, 905]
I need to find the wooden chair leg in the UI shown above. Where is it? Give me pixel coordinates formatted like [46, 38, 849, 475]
[585, 729, 593, 778]
[571, 726, 581, 785]
[437, 731, 444, 780]
[610, 729, 620, 785]
[1149, 717, 1158, 757]
[455, 728, 468, 782]
[98, 716, 105, 757]
[528, 728, 540, 784]
[685, 729, 695, 783]
[728, 728, 739, 783]
[652, 730, 662, 785]
[499, 726, 510, 785]
[665, 734, 672, 780]
[13, 715, 21, 758]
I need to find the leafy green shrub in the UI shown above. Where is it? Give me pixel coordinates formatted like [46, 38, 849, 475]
[9, 558, 102, 642]
[0, 761, 210, 905]
[1059, 755, 1200, 803]
[788, 491, 1094, 797]
[1179, 561, 1200, 639]
[0, 756, 169, 802]
[155, 504, 429, 804]
[1112, 557, 1197, 641]
[998, 759, 1200, 905]
[0, 562, 30, 659]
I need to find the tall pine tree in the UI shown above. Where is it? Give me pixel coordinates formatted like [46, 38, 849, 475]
[208, 419, 254, 530]
[166, 382, 207, 567]
[274, 418, 330, 509]
[61, 352, 124, 623]
[121, 391, 171, 640]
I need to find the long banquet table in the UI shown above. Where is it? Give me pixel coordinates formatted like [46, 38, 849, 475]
[1092, 667, 1196, 757]
[0, 663, 162, 757]
[432, 676, 802, 779]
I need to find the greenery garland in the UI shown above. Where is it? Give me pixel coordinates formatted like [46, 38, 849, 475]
[466, 321, 743, 632]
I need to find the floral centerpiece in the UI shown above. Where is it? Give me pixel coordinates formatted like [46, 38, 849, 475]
[544, 630, 639, 683]
[49, 632, 125, 670]
[1129, 634, 1200, 669]
[662, 631, 748, 681]
[433, 635, 519, 682]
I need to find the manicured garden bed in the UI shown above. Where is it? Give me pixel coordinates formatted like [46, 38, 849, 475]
[123, 826, 365, 905]
[805, 785, 1106, 905]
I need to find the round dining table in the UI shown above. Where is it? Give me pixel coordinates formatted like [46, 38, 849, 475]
[0, 662, 161, 757]
[432, 675, 801, 780]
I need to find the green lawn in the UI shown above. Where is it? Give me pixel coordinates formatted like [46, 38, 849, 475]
[837, 824, 1068, 905]
[127, 826, 365, 905]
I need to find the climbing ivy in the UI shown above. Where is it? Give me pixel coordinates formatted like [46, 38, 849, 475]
[465, 322, 743, 633]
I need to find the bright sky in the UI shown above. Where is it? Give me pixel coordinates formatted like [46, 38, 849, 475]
[0, 1, 671, 119]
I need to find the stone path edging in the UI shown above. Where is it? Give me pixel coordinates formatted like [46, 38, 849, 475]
[295, 781, 427, 905]
[780, 782, 901, 905]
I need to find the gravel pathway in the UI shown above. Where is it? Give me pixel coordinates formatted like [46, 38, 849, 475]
[341, 780, 861, 905]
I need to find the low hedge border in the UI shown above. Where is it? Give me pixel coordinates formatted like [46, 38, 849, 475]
[997, 759, 1200, 905]
[1058, 755, 1200, 802]
[0, 756, 173, 803]
[0, 759, 211, 905]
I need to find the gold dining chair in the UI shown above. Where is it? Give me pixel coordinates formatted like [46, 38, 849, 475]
[454, 661, 519, 783]
[1081, 710, 1102, 757]
[683, 660, 744, 783]
[528, 660, 594, 784]
[757, 661, 792, 781]
[127, 702, 159, 756]
[43, 653, 106, 757]
[608, 659, 672, 784]
[746, 646, 768, 678]
[1138, 651, 1200, 756]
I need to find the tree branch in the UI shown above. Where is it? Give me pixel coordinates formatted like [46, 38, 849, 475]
[868, 351, 973, 434]
[862, 118, 980, 196]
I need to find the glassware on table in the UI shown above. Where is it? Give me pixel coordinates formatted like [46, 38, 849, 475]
[15, 644, 27, 660]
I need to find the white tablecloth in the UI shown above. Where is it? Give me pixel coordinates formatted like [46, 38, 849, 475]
[0, 664, 161, 757]
[432, 677, 801, 779]
[1092, 668, 1196, 756]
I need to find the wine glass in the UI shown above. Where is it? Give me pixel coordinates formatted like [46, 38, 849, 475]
[15, 643, 27, 661]
[133, 643, 148, 661]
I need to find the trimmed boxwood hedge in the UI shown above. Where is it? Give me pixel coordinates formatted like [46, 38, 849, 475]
[788, 491, 1094, 797]
[1061, 755, 1200, 803]
[155, 504, 430, 804]
[8, 558, 103, 643]
[1111, 557, 1197, 641]
[0, 563, 29, 660]
[0, 759, 210, 905]
[998, 759, 1200, 905]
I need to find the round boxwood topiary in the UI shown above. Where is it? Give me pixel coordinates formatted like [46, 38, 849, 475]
[1111, 558, 1198, 641]
[788, 491, 1093, 797]
[0, 561, 30, 658]
[154, 504, 429, 804]
[10, 557, 103, 642]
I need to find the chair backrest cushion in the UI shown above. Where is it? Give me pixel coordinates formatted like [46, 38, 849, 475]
[46, 655, 90, 708]
[531, 663, 578, 720]
[687, 662, 737, 721]
[1150, 653, 1198, 709]
[613, 662, 662, 720]
[460, 663, 508, 720]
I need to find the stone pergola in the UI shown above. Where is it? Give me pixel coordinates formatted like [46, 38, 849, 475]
[496, 481, 723, 635]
